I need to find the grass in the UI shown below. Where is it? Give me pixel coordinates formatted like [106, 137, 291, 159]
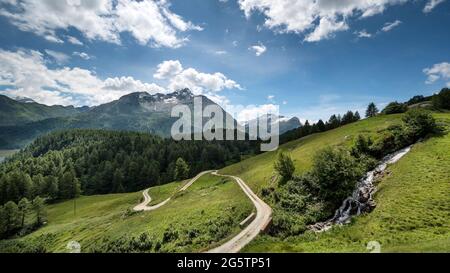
[221, 114, 403, 193]
[1, 113, 448, 253]
[242, 113, 450, 252]
[0, 173, 253, 253]
[147, 180, 185, 205]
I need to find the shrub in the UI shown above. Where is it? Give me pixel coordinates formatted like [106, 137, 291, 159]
[361, 110, 437, 159]
[274, 152, 295, 185]
[402, 109, 438, 139]
[88, 233, 154, 253]
[432, 88, 450, 110]
[382, 101, 408, 115]
[311, 147, 364, 212]
[269, 209, 307, 237]
[351, 135, 373, 157]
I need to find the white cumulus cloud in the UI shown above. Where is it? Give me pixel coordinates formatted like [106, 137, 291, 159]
[0, 0, 202, 48]
[45, 49, 70, 64]
[0, 48, 166, 106]
[381, 20, 402, 32]
[423, 62, 450, 86]
[154, 60, 184, 80]
[249, 43, 267, 56]
[355, 30, 372, 38]
[237, 0, 411, 42]
[73, 51, 92, 60]
[423, 0, 446, 13]
[154, 60, 242, 95]
[67, 36, 83, 46]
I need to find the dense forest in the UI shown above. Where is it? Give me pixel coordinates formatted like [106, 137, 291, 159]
[0, 129, 260, 205]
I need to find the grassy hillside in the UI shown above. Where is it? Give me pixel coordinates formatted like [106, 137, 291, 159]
[234, 113, 449, 252]
[0, 173, 253, 253]
[0, 95, 84, 127]
[221, 114, 404, 193]
[1, 112, 447, 253]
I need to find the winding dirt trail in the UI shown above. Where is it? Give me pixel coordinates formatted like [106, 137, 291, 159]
[207, 171, 272, 253]
[133, 170, 272, 253]
[133, 171, 212, 212]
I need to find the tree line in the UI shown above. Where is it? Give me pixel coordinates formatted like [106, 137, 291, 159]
[281, 110, 362, 144]
[0, 197, 46, 239]
[367, 87, 450, 116]
[281, 88, 449, 145]
[0, 129, 260, 206]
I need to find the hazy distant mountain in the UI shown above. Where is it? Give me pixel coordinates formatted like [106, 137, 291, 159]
[0, 94, 88, 126]
[277, 116, 302, 134]
[245, 114, 302, 136]
[0, 89, 238, 148]
[13, 96, 36, 104]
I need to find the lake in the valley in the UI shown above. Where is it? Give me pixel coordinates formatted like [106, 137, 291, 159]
[0, 150, 19, 163]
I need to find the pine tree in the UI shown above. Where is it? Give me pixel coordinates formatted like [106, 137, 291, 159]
[316, 120, 326, 132]
[342, 111, 355, 125]
[354, 111, 361, 121]
[32, 197, 46, 226]
[366, 102, 379, 118]
[45, 176, 59, 200]
[3, 201, 20, 232]
[18, 198, 30, 228]
[328, 115, 340, 129]
[174, 158, 190, 181]
[59, 171, 80, 199]
[274, 152, 295, 185]
[0, 205, 6, 236]
[112, 169, 125, 193]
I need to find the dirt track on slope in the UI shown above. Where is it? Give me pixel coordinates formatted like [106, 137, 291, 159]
[133, 170, 272, 253]
[133, 171, 212, 212]
[206, 171, 272, 253]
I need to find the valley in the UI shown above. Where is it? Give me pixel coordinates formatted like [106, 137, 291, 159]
[0, 90, 449, 253]
[1, 0, 449, 260]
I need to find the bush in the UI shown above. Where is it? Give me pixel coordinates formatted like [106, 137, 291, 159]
[407, 95, 429, 106]
[359, 109, 438, 159]
[351, 135, 373, 157]
[311, 147, 364, 212]
[88, 233, 155, 253]
[382, 101, 408, 115]
[432, 88, 450, 110]
[403, 109, 438, 139]
[274, 152, 295, 185]
[269, 209, 307, 237]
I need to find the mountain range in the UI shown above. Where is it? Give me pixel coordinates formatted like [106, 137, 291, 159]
[0, 95, 88, 127]
[0, 89, 301, 149]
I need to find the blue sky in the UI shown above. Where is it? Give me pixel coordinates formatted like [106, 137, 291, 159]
[0, 0, 449, 122]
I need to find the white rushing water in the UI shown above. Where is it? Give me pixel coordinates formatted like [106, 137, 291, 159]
[310, 145, 413, 232]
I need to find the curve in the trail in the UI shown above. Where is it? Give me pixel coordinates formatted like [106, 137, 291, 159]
[206, 171, 272, 253]
[133, 170, 273, 253]
[133, 171, 212, 212]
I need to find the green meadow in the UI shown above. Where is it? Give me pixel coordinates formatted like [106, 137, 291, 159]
[238, 113, 450, 252]
[221, 114, 404, 193]
[1, 112, 448, 253]
[0, 173, 253, 253]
